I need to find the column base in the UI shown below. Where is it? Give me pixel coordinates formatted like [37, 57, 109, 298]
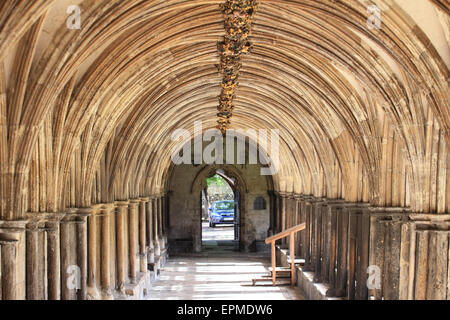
[87, 286, 102, 300]
[101, 289, 114, 300]
[113, 271, 152, 300]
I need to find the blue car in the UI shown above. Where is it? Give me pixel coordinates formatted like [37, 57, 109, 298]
[208, 200, 235, 227]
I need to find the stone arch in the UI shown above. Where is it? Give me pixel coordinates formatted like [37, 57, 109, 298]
[190, 164, 250, 195]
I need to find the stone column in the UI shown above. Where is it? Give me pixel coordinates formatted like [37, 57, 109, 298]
[355, 204, 370, 300]
[280, 193, 287, 232]
[323, 200, 344, 297]
[367, 207, 410, 300]
[294, 195, 303, 257]
[157, 197, 164, 251]
[25, 219, 41, 300]
[139, 198, 149, 273]
[0, 220, 28, 300]
[87, 205, 101, 300]
[403, 214, 450, 301]
[267, 191, 275, 236]
[312, 198, 325, 282]
[0, 240, 18, 300]
[60, 212, 73, 300]
[114, 201, 129, 294]
[76, 208, 90, 300]
[335, 203, 350, 297]
[152, 198, 161, 257]
[146, 200, 155, 266]
[317, 200, 329, 284]
[302, 196, 314, 271]
[128, 200, 140, 284]
[45, 213, 64, 300]
[161, 196, 166, 238]
[164, 195, 170, 250]
[100, 204, 113, 299]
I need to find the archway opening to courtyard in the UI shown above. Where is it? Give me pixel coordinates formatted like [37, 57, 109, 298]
[201, 171, 240, 251]
[167, 134, 275, 254]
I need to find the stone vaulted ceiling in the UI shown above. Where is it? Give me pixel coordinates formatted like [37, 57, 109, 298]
[0, 0, 449, 221]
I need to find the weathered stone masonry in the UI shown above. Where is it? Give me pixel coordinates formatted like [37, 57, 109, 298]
[274, 194, 450, 300]
[0, 197, 168, 300]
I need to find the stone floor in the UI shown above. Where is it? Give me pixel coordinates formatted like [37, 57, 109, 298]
[148, 241, 306, 300]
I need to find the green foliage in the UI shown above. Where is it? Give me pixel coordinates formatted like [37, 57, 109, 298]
[206, 174, 225, 187]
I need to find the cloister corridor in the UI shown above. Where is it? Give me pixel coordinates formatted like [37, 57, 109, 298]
[148, 252, 305, 300]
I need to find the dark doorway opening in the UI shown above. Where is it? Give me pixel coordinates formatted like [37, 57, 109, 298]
[201, 170, 240, 251]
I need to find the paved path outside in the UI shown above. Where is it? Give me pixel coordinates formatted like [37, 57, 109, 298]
[202, 222, 234, 241]
[148, 249, 305, 300]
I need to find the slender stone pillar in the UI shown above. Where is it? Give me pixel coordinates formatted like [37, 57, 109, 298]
[267, 191, 275, 236]
[398, 214, 450, 300]
[128, 200, 140, 284]
[356, 206, 370, 300]
[294, 195, 303, 257]
[60, 213, 72, 300]
[100, 204, 113, 299]
[139, 198, 149, 273]
[161, 196, 166, 237]
[146, 200, 155, 265]
[367, 207, 410, 300]
[272, 195, 279, 234]
[336, 205, 349, 297]
[0, 240, 18, 300]
[280, 193, 287, 245]
[0, 220, 28, 300]
[45, 214, 64, 301]
[114, 201, 129, 294]
[302, 196, 314, 271]
[324, 200, 344, 297]
[347, 206, 358, 300]
[26, 220, 40, 300]
[87, 205, 101, 300]
[164, 195, 170, 249]
[76, 208, 90, 300]
[312, 199, 325, 282]
[320, 201, 330, 284]
[157, 197, 164, 251]
[153, 199, 161, 257]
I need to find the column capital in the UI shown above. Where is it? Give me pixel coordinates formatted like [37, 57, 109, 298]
[309, 196, 327, 204]
[287, 193, 297, 200]
[139, 197, 150, 202]
[292, 193, 301, 199]
[367, 206, 410, 214]
[0, 219, 28, 242]
[408, 214, 450, 222]
[91, 203, 104, 212]
[26, 212, 65, 230]
[129, 198, 141, 206]
[276, 191, 291, 198]
[90, 203, 115, 216]
[406, 214, 450, 230]
[26, 212, 65, 222]
[99, 203, 114, 215]
[77, 207, 94, 216]
[301, 195, 316, 202]
[61, 207, 91, 223]
[324, 199, 346, 207]
[114, 200, 130, 208]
